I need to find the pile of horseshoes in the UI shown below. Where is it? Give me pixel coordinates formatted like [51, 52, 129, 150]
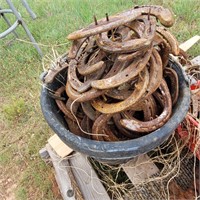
[48, 5, 183, 141]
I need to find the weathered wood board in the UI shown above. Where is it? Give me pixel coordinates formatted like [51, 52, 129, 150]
[46, 144, 76, 200]
[122, 154, 159, 185]
[179, 35, 200, 51]
[45, 143, 110, 200]
[48, 134, 73, 158]
[191, 55, 200, 65]
[70, 153, 110, 200]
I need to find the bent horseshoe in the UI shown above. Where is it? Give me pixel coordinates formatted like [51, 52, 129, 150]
[120, 79, 172, 132]
[91, 67, 149, 114]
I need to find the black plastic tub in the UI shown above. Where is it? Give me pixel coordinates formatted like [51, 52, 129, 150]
[40, 58, 190, 164]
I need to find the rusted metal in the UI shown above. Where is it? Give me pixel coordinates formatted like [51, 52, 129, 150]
[142, 95, 157, 121]
[54, 86, 76, 121]
[68, 59, 105, 93]
[91, 47, 152, 90]
[81, 102, 96, 121]
[120, 80, 172, 132]
[65, 82, 106, 102]
[77, 49, 106, 75]
[112, 114, 139, 139]
[146, 48, 163, 96]
[45, 5, 182, 141]
[164, 67, 179, 106]
[95, 32, 151, 53]
[156, 26, 180, 55]
[126, 5, 174, 27]
[91, 67, 149, 114]
[67, 5, 174, 40]
[92, 114, 119, 141]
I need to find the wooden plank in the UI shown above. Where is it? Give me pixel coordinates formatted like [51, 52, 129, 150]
[69, 153, 111, 200]
[39, 147, 50, 160]
[179, 35, 200, 52]
[46, 144, 76, 200]
[191, 55, 200, 65]
[48, 134, 73, 158]
[122, 154, 159, 185]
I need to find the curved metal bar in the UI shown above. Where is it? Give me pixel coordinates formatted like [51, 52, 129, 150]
[0, 8, 19, 37]
[2, 0, 43, 57]
[0, 20, 19, 38]
[0, 9, 13, 14]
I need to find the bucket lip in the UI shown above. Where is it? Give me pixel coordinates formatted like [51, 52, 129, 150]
[40, 58, 191, 158]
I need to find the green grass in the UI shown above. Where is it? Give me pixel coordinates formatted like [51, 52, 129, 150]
[3, 97, 27, 121]
[0, 0, 199, 199]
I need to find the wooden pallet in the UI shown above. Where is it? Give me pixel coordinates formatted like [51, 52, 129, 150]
[40, 134, 198, 200]
[40, 135, 165, 200]
[40, 134, 110, 200]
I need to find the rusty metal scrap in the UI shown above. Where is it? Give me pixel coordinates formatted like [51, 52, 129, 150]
[45, 5, 183, 141]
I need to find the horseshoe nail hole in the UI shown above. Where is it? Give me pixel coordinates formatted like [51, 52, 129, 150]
[67, 189, 74, 197]
[137, 19, 144, 22]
